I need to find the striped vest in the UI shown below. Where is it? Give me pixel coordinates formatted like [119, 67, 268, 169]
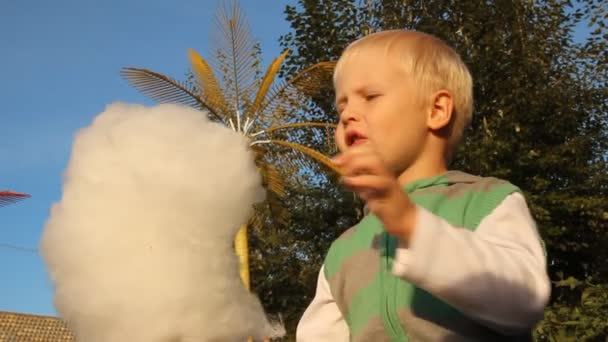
[324, 171, 532, 341]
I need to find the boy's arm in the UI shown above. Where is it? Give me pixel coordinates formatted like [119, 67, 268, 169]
[392, 192, 551, 335]
[296, 265, 350, 341]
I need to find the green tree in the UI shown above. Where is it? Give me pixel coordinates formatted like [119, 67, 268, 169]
[278, 0, 608, 340]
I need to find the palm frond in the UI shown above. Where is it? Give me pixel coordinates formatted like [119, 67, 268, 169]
[213, 1, 259, 112]
[120, 67, 224, 123]
[234, 224, 250, 288]
[263, 122, 336, 135]
[250, 147, 291, 231]
[247, 49, 289, 117]
[252, 61, 336, 128]
[261, 163, 286, 198]
[188, 48, 231, 119]
[252, 146, 286, 198]
[270, 123, 338, 158]
[248, 209, 265, 233]
[268, 140, 342, 176]
[255, 122, 338, 156]
[265, 193, 290, 226]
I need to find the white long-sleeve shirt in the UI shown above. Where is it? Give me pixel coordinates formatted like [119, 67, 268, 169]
[297, 192, 551, 341]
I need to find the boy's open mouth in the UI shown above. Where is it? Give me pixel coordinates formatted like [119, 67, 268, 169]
[346, 130, 368, 147]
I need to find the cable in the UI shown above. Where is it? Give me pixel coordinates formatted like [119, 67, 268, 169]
[0, 243, 38, 253]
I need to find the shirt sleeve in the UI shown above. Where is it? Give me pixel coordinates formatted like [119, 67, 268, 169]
[392, 192, 551, 335]
[296, 265, 350, 341]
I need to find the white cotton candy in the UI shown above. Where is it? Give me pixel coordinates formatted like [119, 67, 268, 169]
[40, 102, 284, 342]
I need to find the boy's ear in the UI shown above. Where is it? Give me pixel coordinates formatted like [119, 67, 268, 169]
[427, 90, 454, 131]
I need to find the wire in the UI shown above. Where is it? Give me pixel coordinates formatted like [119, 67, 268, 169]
[0, 243, 38, 253]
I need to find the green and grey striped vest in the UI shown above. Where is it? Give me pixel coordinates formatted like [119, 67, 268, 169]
[324, 171, 532, 341]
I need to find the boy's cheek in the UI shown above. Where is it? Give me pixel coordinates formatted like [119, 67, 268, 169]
[334, 130, 347, 152]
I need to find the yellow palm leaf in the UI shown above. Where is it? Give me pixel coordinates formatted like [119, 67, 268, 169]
[261, 163, 286, 198]
[248, 49, 290, 117]
[261, 122, 338, 160]
[269, 139, 342, 176]
[235, 224, 250, 289]
[253, 61, 336, 128]
[188, 48, 231, 119]
[251, 146, 287, 198]
[120, 67, 225, 123]
[264, 122, 336, 135]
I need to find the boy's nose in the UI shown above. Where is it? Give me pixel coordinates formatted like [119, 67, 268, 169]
[340, 107, 360, 123]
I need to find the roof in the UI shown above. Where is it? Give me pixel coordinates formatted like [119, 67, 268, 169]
[0, 311, 75, 341]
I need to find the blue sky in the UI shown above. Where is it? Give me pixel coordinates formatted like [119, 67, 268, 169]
[0, 0, 293, 316]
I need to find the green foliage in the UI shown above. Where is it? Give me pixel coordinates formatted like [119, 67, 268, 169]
[250, 0, 608, 340]
[535, 277, 608, 341]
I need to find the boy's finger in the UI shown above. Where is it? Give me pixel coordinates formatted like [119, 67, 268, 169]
[342, 174, 390, 194]
[340, 154, 383, 177]
[331, 153, 345, 165]
[334, 142, 375, 162]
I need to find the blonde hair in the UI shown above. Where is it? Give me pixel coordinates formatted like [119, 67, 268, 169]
[334, 30, 474, 159]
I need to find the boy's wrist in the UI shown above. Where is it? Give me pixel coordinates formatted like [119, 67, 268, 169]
[383, 191, 417, 245]
[396, 203, 417, 245]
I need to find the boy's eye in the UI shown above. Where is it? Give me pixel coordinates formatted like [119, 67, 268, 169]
[335, 104, 345, 114]
[365, 94, 380, 101]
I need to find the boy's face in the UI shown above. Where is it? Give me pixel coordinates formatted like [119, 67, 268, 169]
[334, 50, 429, 176]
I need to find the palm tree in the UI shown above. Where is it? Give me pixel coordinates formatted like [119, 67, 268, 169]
[0, 191, 30, 207]
[120, 1, 339, 292]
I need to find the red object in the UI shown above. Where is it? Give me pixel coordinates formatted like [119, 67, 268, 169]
[0, 191, 30, 207]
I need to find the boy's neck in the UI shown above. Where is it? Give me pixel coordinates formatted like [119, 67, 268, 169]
[397, 160, 448, 187]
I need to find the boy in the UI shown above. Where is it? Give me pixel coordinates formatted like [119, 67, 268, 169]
[296, 30, 551, 341]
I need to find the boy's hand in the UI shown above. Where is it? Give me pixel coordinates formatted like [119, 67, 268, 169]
[332, 144, 417, 243]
